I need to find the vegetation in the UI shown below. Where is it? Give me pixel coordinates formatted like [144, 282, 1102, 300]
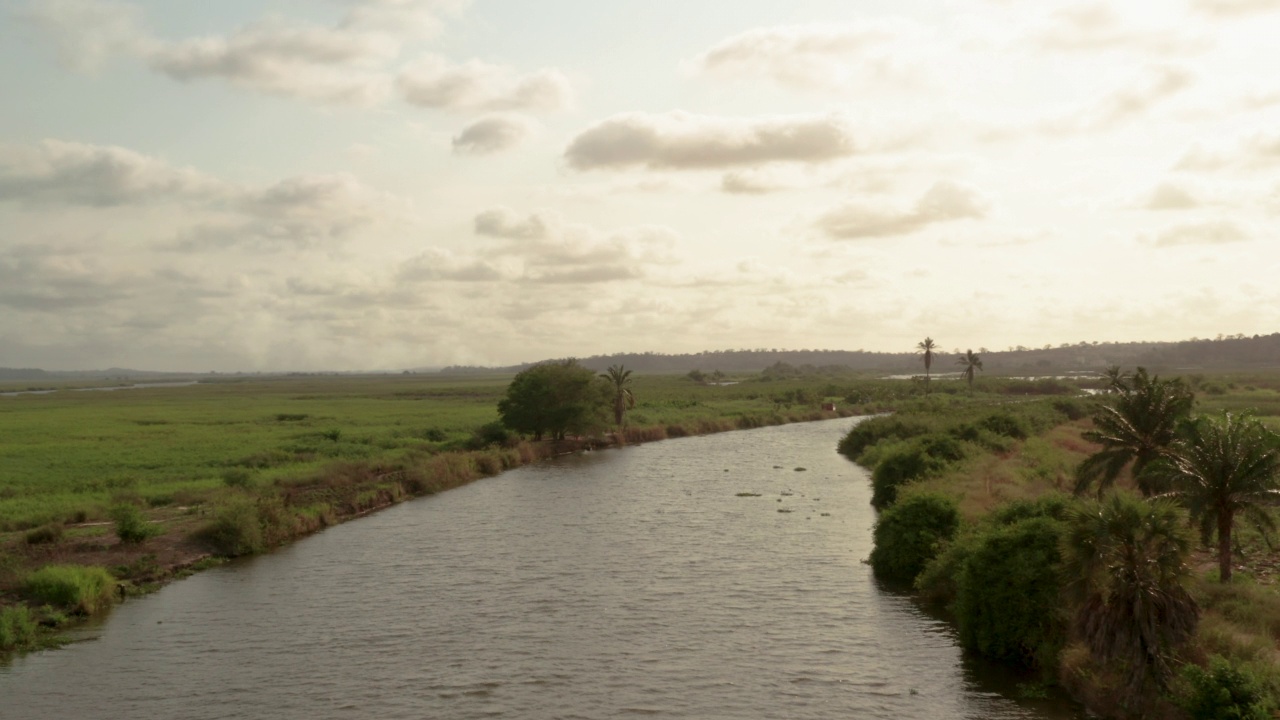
[23, 565, 116, 615]
[600, 364, 636, 426]
[1074, 367, 1194, 497]
[916, 337, 937, 393]
[1061, 493, 1198, 703]
[498, 360, 611, 440]
[957, 349, 983, 388]
[0, 605, 38, 652]
[1178, 655, 1275, 720]
[868, 492, 959, 584]
[1159, 413, 1280, 583]
[111, 503, 163, 544]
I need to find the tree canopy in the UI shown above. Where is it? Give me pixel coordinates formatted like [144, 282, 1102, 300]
[498, 360, 611, 441]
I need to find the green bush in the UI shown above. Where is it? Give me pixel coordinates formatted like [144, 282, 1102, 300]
[869, 493, 960, 584]
[221, 468, 256, 489]
[988, 494, 1075, 526]
[468, 421, 510, 449]
[0, 605, 38, 651]
[979, 412, 1029, 439]
[110, 504, 162, 544]
[870, 434, 967, 509]
[955, 516, 1067, 668]
[200, 498, 264, 557]
[838, 416, 934, 460]
[23, 565, 116, 615]
[24, 523, 64, 545]
[1179, 656, 1274, 720]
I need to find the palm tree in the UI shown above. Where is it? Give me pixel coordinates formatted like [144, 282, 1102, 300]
[956, 349, 983, 389]
[916, 337, 937, 394]
[1061, 492, 1198, 703]
[1102, 365, 1130, 393]
[599, 364, 635, 426]
[1074, 368, 1194, 497]
[1158, 412, 1280, 582]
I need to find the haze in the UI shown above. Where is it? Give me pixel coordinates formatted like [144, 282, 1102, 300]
[2, 0, 1277, 372]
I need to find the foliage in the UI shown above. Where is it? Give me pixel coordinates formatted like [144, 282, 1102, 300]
[110, 503, 162, 544]
[24, 523, 63, 545]
[870, 434, 967, 509]
[955, 515, 1067, 668]
[467, 420, 511, 449]
[1159, 412, 1280, 582]
[956, 349, 983, 388]
[1178, 656, 1275, 720]
[869, 493, 960, 583]
[498, 360, 611, 441]
[917, 337, 938, 393]
[0, 605, 38, 651]
[199, 497, 265, 557]
[1075, 367, 1195, 497]
[23, 565, 116, 615]
[600, 364, 636, 426]
[1060, 493, 1198, 702]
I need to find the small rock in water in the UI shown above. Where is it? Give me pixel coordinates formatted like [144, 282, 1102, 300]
[794, 467, 807, 472]
[820, 512, 831, 517]
[772, 465, 783, 469]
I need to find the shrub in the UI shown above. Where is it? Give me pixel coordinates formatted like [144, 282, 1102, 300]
[955, 516, 1067, 668]
[23, 565, 116, 615]
[221, 468, 255, 489]
[25, 523, 64, 545]
[870, 434, 967, 509]
[979, 412, 1029, 439]
[110, 504, 162, 544]
[838, 416, 934, 460]
[468, 421, 510, 449]
[200, 498, 264, 557]
[0, 605, 38, 651]
[1179, 656, 1274, 720]
[869, 493, 960, 584]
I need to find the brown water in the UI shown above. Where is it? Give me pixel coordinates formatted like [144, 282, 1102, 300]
[1, 418, 1084, 719]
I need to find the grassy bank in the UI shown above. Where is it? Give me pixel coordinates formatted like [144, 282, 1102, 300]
[844, 378, 1280, 719]
[3, 370, 911, 655]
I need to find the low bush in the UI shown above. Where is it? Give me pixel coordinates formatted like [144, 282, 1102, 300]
[0, 605, 38, 651]
[979, 412, 1030, 440]
[870, 434, 968, 509]
[221, 468, 256, 489]
[1178, 655, 1274, 720]
[869, 493, 960, 584]
[199, 498, 264, 557]
[955, 515, 1067, 669]
[23, 565, 116, 615]
[110, 504, 162, 544]
[24, 523, 64, 545]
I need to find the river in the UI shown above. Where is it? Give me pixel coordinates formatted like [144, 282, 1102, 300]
[0, 418, 1083, 719]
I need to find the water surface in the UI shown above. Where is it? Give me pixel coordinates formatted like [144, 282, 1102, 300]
[1, 418, 1082, 719]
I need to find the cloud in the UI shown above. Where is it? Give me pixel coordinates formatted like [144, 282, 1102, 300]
[564, 112, 860, 171]
[20, 0, 146, 72]
[398, 55, 574, 112]
[816, 180, 989, 239]
[721, 169, 790, 194]
[1143, 182, 1200, 210]
[0, 139, 224, 205]
[473, 207, 550, 239]
[1154, 220, 1249, 246]
[1030, 2, 1207, 55]
[1175, 130, 1280, 172]
[396, 248, 506, 282]
[452, 115, 535, 155]
[692, 21, 930, 92]
[1191, 0, 1280, 17]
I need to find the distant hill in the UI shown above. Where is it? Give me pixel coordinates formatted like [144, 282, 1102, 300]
[438, 333, 1280, 376]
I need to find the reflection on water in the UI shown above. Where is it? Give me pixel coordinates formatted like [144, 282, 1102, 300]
[0, 419, 1084, 719]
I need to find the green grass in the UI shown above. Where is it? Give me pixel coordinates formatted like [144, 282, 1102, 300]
[23, 565, 116, 615]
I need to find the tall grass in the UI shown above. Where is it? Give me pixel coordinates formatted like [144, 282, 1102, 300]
[23, 565, 116, 615]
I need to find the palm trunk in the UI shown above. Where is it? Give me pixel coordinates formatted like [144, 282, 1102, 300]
[1218, 509, 1233, 582]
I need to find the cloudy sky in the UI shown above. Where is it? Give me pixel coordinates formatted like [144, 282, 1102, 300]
[2, 0, 1279, 371]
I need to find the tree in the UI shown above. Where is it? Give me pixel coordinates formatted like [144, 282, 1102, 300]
[1159, 413, 1280, 582]
[956, 349, 983, 389]
[916, 337, 937, 394]
[1074, 368, 1194, 497]
[498, 360, 610, 441]
[599, 364, 636, 426]
[1061, 492, 1198, 704]
[1102, 365, 1130, 393]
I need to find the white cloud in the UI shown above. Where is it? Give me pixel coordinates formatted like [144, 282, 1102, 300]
[452, 115, 536, 155]
[0, 139, 225, 205]
[396, 248, 507, 282]
[1143, 182, 1200, 210]
[1175, 130, 1280, 172]
[564, 112, 860, 171]
[398, 55, 574, 112]
[1154, 220, 1249, 246]
[1030, 2, 1207, 55]
[816, 180, 989, 239]
[692, 21, 931, 92]
[1191, 0, 1280, 17]
[20, 0, 146, 72]
[473, 206, 550, 239]
[1043, 64, 1195, 134]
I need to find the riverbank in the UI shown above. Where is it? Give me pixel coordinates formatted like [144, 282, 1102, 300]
[844, 391, 1280, 719]
[1, 398, 854, 656]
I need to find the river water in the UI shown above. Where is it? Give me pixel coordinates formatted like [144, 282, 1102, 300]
[1, 418, 1083, 719]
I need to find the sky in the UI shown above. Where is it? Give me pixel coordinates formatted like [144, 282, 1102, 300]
[1, 0, 1279, 372]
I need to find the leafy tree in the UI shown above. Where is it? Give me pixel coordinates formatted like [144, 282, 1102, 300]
[1061, 492, 1198, 703]
[599, 364, 636, 426]
[1074, 367, 1194, 497]
[869, 493, 959, 584]
[916, 337, 937, 394]
[1159, 412, 1280, 582]
[498, 360, 610, 441]
[956, 349, 983, 389]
